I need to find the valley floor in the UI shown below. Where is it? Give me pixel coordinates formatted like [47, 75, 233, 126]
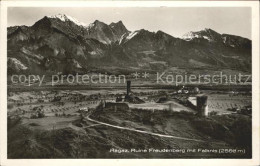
[7, 87, 252, 158]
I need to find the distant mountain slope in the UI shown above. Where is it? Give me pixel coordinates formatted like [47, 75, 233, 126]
[7, 14, 251, 75]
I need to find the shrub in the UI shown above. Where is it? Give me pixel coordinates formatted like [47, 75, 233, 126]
[37, 111, 45, 118]
[209, 111, 218, 116]
[7, 104, 14, 109]
[30, 114, 38, 119]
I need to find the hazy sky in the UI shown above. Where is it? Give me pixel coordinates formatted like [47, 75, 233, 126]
[8, 7, 251, 39]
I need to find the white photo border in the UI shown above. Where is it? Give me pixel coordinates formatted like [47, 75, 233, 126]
[0, 1, 259, 166]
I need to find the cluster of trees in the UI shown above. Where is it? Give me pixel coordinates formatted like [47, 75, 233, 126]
[30, 110, 45, 119]
[30, 107, 45, 119]
[55, 112, 72, 117]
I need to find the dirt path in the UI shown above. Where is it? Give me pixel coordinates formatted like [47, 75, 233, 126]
[85, 115, 206, 142]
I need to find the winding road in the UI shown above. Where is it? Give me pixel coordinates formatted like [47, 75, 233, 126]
[85, 114, 206, 142]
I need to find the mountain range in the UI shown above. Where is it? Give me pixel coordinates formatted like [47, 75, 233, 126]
[7, 14, 252, 75]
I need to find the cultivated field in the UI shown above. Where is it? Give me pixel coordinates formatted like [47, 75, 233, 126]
[7, 86, 252, 158]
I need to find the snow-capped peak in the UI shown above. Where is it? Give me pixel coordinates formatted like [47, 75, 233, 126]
[182, 31, 211, 41]
[182, 31, 197, 41]
[182, 28, 218, 42]
[86, 23, 95, 31]
[47, 14, 87, 27]
[126, 31, 139, 40]
[119, 31, 139, 44]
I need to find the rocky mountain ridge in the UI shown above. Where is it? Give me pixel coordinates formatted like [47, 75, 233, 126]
[7, 14, 251, 75]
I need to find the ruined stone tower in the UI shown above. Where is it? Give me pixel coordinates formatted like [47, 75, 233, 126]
[127, 80, 131, 96]
[196, 96, 208, 116]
